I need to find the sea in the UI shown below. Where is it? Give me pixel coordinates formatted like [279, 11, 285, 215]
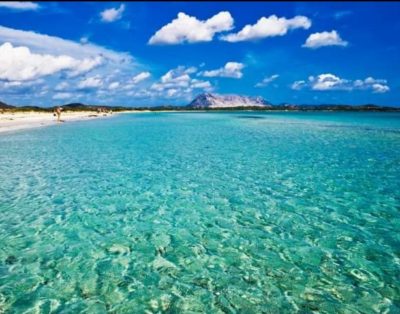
[0, 111, 399, 313]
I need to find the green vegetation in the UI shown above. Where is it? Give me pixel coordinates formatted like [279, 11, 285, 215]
[0, 101, 399, 113]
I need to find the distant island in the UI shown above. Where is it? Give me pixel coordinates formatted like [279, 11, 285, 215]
[188, 93, 271, 108]
[1, 93, 399, 112]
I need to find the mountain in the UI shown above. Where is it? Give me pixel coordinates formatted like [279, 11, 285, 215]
[0, 100, 15, 109]
[188, 93, 271, 108]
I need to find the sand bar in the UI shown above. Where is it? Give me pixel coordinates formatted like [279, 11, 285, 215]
[0, 111, 114, 134]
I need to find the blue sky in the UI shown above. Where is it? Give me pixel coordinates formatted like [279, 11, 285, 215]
[0, 1, 399, 107]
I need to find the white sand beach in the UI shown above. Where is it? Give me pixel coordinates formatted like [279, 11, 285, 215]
[0, 111, 113, 134]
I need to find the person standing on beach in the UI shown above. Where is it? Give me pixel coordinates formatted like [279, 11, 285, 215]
[54, 106, 63, 122]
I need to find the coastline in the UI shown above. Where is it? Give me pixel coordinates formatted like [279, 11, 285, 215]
[0, 111, 116, 134]
[1, 109, 398, 135]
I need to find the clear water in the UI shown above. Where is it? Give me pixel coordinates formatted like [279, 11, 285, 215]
[0, 112, 399, 313]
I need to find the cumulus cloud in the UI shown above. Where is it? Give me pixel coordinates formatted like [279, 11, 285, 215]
[371, 84, 389, 93]
[167, 87, 194, 99]
[148, 11, 234, 45]
[161, 68, 191, 84]
[311, 73, 349, 90]
[0, 2, 39, 10]
[132, 71, 151, 84]
[220, 15, 311, 42]
[150, 66, 212, 99]
[255, 74, 279, 87]
[200, 62, 244, 79]
[77, 75, 103, 89]
[67, 57, 103, 77]
[151, 66, 192, 91]
[54, 81, 69, 91]
[108, 82, 120, 90]
[291, 74, 390, 93]
[354, 77, 390, 93]
[303, 30, 348, 49]
[53, 92, 73, 100]
[100, 4, 125, 23]
[183, 66, 198, 74]
[191, 79, 212, 89]
[0, 25, 146, 105]
[167, 89, 179, 97]
[0, 42, 102, 81]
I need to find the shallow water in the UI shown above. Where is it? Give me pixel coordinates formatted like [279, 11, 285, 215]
[0, 112, 399, 313]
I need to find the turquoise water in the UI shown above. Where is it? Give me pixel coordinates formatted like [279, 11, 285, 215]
[0, 112, 399, 313]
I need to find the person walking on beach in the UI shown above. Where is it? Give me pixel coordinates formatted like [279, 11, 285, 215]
[54, 106, 63, 122]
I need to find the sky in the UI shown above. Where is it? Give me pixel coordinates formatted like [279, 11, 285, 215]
[0, 1, 399, 107]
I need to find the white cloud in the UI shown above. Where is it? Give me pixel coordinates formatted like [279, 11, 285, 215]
[255, 74, 279, 87]
[303, 30, 348, 49]
[372, 83, 389, 93]
[200, 62, 244, 79]
[191, 79, 212, 89]
[291, 80, 306, 90]
[358, 77, 390, 93]
[0, 42, 102, 81]
[150, 83, 164, 92]
[151, 72, 190, 91]
[151, 66, 197, 91]
[0, 25, 151, 105]
[183, 66, 198, 74]
[108, 82, 120, 90]
[55, 81, 69, 91]
[148, 11, 234, 45]
[0, 2, 39, 10]
[121, 83, 135, 90]
[100, 4, 125, 23]
[2, 81, 23, 88]
[132, 71, 151, 84]
[53, 92, 73, 100]
[167, 89, 179, 97]
[220, 15, 311, 42]
[0, 79, 43, 94]
[161, 69, 190, 84]
[311, 73, 349, 90]
[126, 89, 153, 98]
[77, 75, 103, 89]
[0, 25, 132, 63]
[67, 57, 103, 77]
[291, 74, 390, 93]
[164, 87, 194, 99]
[150, 66, 213, 99]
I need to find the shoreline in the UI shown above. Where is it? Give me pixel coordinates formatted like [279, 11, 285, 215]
[0, 111, 116, 134]
[1, 109, 398, 135]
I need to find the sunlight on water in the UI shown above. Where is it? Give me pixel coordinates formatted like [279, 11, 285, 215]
[0, 112, 399, 313]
